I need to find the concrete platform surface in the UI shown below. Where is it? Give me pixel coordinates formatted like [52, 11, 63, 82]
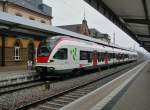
[110, 61, 150, 110]
[60, 61, 148, 110]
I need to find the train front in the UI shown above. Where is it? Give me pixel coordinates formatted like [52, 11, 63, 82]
[35, 37, 59, 74]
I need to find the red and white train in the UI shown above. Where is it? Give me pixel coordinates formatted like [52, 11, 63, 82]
[35, 36, 138, 76]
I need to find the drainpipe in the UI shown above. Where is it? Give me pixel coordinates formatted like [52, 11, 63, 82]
[2, 0, 7, 12]
[1, 1, 7, 66]
[1, 35, 5, 66]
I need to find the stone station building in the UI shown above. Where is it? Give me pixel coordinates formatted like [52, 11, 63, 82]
[59, 19, 111, 44]
[0, 0, 52, 67]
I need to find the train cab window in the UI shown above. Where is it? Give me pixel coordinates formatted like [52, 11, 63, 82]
[53, 48, 68, 60]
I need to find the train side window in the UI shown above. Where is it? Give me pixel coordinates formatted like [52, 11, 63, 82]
[97, 52, 101, 62]
[101, 52, 105, 61]
[110, 53, 114, 59]
[113, 53, 116, 58]
[53, 48, 68, 60]
[108, 53, 111, 61]
[80, 51, 88, 60]
[87, 52, 92, 62]
[109, 53, 112, 59]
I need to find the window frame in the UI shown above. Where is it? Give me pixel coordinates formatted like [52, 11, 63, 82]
[14, 46, 21, 61]
[80, 51, 88, 60]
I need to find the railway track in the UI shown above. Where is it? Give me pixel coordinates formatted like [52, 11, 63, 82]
[15, 62, 139, 110]
[0, 72, 40, 88]
[0, 80, 45, 95]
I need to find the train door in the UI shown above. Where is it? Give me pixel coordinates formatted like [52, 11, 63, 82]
[104, 52, 109, 64]
[53, 48, 68, 69]
[92, 50, 97, 66]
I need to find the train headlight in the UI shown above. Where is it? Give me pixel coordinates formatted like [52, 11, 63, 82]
[48, 59, 54, 63]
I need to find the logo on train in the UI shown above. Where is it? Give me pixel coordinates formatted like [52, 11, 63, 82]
[70, 48, 77, 62]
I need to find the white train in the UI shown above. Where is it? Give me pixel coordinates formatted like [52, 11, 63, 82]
[35, 36, 138, 76]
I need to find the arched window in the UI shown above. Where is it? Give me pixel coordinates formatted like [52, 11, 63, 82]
[14, 41, 21, 61]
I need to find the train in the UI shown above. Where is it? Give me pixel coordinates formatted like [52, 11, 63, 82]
[35, 36, 138, 76]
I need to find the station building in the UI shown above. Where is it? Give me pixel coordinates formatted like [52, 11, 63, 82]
[59, 19, 111, 44]
[90, 28, 111, 43]
[59, 19, 91, 36]
[0, 0, 52, 67]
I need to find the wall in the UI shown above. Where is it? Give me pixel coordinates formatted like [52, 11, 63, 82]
[7, 4, 52, 25]
[0, 36, 2, 47]
[0, 2, 50, 66]
[3, 36, 41, 66]
[0, 3, 2, 11]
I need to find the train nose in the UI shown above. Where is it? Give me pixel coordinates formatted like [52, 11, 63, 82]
[37, 57, 49, 63]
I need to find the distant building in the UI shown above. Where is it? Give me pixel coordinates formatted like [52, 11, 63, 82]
[59, 19, 111, 43]
[0, 0, 52, 66]
[90, 28, 111, 43]
[59, 19, 90, 36]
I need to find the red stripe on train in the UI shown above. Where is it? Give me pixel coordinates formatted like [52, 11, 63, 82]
[37, 57, 49, 63]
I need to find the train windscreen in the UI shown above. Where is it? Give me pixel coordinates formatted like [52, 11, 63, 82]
[37, 37, 59, 57]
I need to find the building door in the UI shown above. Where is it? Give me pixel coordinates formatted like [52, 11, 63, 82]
[28, 43, 35, 61]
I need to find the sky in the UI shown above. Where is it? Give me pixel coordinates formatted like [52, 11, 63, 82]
[43, 0, 149, 54]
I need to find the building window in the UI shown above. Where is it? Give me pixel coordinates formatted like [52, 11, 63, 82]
[41, 20, 46, 23]
[14, 42, 21, 61]
[29, 16, 35, 20]
[15, 13, 22, 17]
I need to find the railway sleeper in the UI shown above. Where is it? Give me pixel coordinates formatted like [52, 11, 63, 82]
[53, 99, 70, 104]
[39, 105, 58, 110]
[47, 101, 65, 106]
[64, 94, 80, 99]
[67, 92, 85, 96]
[58, 96, 75, 101]
[41, 102, 63, 109]
[72, 90, 89, 93]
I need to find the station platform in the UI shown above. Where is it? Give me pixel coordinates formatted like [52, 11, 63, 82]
[109, 60, 150, 110]
[60, 60, 149, 110]
[0, 65, 27, 72]
[0, 65, 35, 80]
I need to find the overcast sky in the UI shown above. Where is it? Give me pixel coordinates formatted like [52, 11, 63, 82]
[43, 0, 148, 53]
